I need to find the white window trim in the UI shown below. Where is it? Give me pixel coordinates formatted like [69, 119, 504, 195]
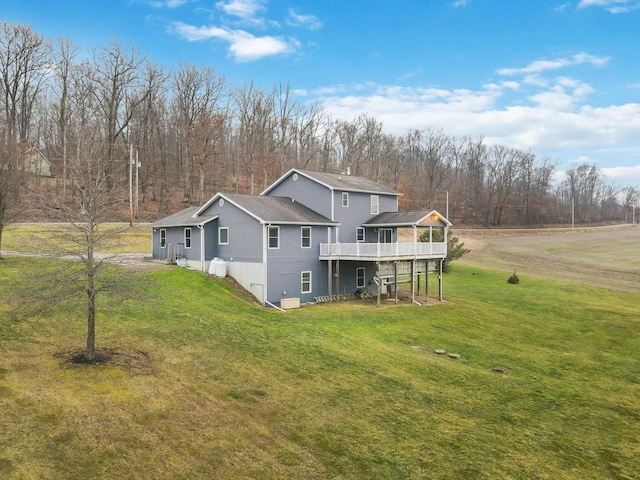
[301, 271, 312, 294]
[184, 227, 192, 249]
[160, 229, 166, 248]
[301, 226, 311, 248]
[342, 192, 349, 207]
[356, 267, 365, 288]
[371, 195, 379, 215]
[219, 227, 229, 245]
[356, 227, 365, 243]
[268, 226, 280, 249]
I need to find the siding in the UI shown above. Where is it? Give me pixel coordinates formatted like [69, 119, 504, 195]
[265, 174, 333, 220]
[152, 226, 201, 262]
[333, 191, 398, 242]
[266, 224, 330, 304]
[201, 200, 263, 263]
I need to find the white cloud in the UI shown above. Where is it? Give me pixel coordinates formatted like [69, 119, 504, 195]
[316, 82, 640, 177]
[171, 21, 296, 61]
[286, 9, 323, 30]
[497, 53, 609, 76]
[452, 0, 469, 7]
[216, 0, 265, 20]
[577, 0, 640, 13]
[149, 0, 190, 7]
[601, 165, 640, 185]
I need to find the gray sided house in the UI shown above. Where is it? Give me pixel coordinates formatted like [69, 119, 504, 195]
[151, 169, 451, 308]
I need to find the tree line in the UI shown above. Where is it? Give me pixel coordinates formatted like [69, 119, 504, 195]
[1, 21, 638, 241]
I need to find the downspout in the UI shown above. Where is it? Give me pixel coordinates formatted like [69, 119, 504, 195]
[263, 223, 269, 307]
[265, 300, 287, 312]
[197, 224, 205, 272]
[331, 189, 335, 221]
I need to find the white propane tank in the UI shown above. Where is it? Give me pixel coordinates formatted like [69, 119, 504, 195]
[208, 258, 218, 275]
[214, 258, 227, 278]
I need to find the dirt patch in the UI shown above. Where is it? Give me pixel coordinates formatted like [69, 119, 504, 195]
[455, 225, 640, 293]
[56, 347, 154, 376]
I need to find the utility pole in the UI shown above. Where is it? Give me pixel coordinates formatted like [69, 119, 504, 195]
[129, 144, 133, 226]
[571, 197, 575, 231]
[446, 191, 449, 220]
[134, 148, 140, 219]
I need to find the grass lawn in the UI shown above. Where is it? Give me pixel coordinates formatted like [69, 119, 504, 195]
[1, 253, 638, 479]
[1, 223, 151, 254]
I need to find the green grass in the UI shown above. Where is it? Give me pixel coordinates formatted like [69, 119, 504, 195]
[2, 223, 151, 254]
[0, 257, 639, 479]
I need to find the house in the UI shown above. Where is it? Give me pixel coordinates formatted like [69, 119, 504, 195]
[151, 169, 451, 308]
[25, 147, 53, 178]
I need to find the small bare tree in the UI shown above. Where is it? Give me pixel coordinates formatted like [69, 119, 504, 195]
[16, 133, 143, 362]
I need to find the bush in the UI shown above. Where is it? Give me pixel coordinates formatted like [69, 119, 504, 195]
[508, 270, 520, 284]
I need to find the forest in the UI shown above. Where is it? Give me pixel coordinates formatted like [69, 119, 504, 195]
[1, 21, 638, 232]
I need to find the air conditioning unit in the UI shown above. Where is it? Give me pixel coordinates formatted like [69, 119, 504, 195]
[280, 298, 300, 310]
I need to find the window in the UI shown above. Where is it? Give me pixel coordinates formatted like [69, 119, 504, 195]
[219, 227, 229, 245]
[268, 226, 279, 249]
[301, 226, 311, 248]
[356, 267, 365, 288]
[160, 229, 167, 248]
[301, 271, 312, 293]
[342, 192, 349, 207]
[371, 195, 379, 215]
[356, 227, 365, 243]
[184, 228, 192, 249]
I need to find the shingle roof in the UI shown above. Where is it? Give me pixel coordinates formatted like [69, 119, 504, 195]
[151, 206, 217, 228]
[364, 210, 451, 227]
[224, 193, 338, 225]
[263, 168, 402, 196]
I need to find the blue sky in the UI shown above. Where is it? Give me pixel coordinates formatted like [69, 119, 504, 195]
[3, 0, 640, 187]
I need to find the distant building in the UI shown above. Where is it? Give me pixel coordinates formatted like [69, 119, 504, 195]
[24, 147, 53, 178]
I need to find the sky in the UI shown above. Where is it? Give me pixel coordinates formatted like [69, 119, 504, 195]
[3, 0, 640, 188]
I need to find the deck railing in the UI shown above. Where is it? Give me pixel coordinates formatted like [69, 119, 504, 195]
[319, 242, 446, 259]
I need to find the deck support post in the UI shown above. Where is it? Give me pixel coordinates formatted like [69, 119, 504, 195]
[336, 258, 340, 301]
[425, 262, 429, 303]
[439, 259, 443, 301]
[411, 260, 415, 304]
[328, 259, 332, 302]
[376, 262, 381, 307]
[394, 262, 398, 303]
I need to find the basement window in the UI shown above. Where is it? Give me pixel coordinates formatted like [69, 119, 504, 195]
[301, 271, 312, 294]
[356, 267, 365, 288]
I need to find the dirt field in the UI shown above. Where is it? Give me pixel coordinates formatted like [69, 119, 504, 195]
[455, 224, 640, 293]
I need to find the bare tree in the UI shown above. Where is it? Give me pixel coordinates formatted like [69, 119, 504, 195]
[17, 133, 141, 362]
[171, 63, 227, 202]
[0, 22, 52, 142]
[91, 38, 147, 174]
[0, 22, 51, 252]
[407, 128, 453, 208]
[51, 37, 80, 199]
[232, 82, 276, 193]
